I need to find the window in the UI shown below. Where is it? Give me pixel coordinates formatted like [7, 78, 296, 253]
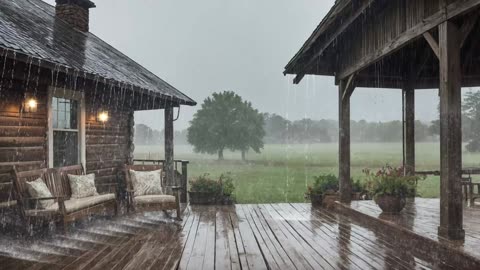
[48, 88, 85, 168]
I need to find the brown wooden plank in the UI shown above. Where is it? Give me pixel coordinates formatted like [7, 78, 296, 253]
[214, 206, 241, 270]
[254, 205, 314, 270]
[233, 205, 269, 270]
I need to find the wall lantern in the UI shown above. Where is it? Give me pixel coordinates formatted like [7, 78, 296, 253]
[24, 98, 38, 113]
[97, 110, 109, 122]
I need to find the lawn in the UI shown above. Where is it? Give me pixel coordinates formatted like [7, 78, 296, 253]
[134, 142, 480, 203]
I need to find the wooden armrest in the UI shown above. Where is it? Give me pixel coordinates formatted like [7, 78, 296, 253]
[24, 196, 66, 201]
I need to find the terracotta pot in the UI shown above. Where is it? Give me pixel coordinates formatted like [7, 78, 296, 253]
[189, 191, 217, 205]
[310, 194, 323, 207]
[322, 193, 339, 208]
[374, 195, 406, 213]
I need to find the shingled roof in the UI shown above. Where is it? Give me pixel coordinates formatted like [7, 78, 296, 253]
[0, 0, 196, 106]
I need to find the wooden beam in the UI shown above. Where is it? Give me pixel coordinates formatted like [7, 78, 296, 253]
[338, 78, 354, 204]
[438, 21, 465, 241]
[164, 106, 175, 187]
[338, 0, 480, 79]
[341, 74, 355, 102]
[423, 32, 440, 59]
[293, 73, 305, 85]
[403, 87, 415, 176]
[292, 0, 376, 84]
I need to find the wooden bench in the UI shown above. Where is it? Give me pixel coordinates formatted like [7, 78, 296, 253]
[123, 164, 181, 220]
[12, 165, 118, 234]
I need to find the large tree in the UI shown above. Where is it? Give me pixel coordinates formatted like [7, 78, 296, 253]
[187, 91, 265, 160]
[463, 91, 480, 152]
[232, 101, 265, 160]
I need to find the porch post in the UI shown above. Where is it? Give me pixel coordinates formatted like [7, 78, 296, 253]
[339, 77, 354, 203]
[438, 21, 464, 241]
[403, 87, 415, 176]
[164, 105, 175, 187]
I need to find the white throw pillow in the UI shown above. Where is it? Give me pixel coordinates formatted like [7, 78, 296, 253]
[68, 173, 99, 199]
[26, 178, 55, 209]
[129, 169, 163, 196]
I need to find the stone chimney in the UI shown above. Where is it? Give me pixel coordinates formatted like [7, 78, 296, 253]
[55, 0, 96, 32]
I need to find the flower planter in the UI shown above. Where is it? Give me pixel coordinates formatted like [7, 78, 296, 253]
[221, 195, 235, 205]
[322, 193, 339, 208]
[352, 192, 366, 200]
[374, 195, 406, 213]
[309, 194, 323, 207]
[189, 191, 217, 205]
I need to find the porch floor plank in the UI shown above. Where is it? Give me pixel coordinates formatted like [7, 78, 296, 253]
[2, 202, 473, 269]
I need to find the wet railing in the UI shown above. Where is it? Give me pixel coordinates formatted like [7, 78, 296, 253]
[133, 159, 189, 203]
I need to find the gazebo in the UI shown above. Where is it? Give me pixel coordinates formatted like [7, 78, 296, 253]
[284, 0, 480, 241]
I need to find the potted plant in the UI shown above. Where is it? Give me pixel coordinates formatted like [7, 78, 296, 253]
[219, 173, 236, 205]
[189, 173, 236, 205]
[352, 179, 368, 200]
[189, 174, 222, 205]
[364, 166, 422, 213]
[305, 174, 339, 207]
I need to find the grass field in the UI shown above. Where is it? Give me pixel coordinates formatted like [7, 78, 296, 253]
[134, 143, 480, 203]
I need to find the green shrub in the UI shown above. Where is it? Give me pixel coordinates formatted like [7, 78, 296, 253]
[306, 174, 339, 196]
[190, 172, 236, 197]
[220, 172, 235, 197]
[190, 174, 222, 195]
[352, 179, 367, 193]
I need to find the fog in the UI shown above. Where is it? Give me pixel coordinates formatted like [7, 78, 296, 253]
[43, 0, 445, 130]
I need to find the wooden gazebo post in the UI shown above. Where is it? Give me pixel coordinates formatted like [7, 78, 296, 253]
[339, 75, 355, 203]
[164, 104, 175, 188]
[403, 82, 415, 176]
[438, 20, 465, 240]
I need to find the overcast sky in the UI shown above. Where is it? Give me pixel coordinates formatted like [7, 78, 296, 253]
[43, 0, 454, 130]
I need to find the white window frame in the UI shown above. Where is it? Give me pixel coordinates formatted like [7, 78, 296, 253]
[48, 87, 86, 168]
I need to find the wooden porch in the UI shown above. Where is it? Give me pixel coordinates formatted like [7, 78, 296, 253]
[0, 203, 469, 270]
[337, 198, 480, 261]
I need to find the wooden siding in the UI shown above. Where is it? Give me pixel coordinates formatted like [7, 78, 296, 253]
[0, 76, 136, 200]
[0, 80, 48, 202]
[85, 94, 134, 194]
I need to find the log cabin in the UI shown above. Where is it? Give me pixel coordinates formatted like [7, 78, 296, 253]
[0, 0, 196, 213]
[285, 0, 480, 241]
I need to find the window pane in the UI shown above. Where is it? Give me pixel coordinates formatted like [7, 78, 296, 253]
[52, 97, 78, 130]
[53, 131, 78, 167]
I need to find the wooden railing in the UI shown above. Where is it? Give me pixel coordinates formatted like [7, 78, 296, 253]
[133, 159, 189, 203]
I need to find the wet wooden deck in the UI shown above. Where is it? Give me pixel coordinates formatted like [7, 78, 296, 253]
[348, 198, 480, 260]
[0, 203, 451, 269]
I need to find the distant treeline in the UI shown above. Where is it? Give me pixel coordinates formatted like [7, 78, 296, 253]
[134, 124, 188, 145]
[134, 113, 477, 145]
[263, 113, 439, 144]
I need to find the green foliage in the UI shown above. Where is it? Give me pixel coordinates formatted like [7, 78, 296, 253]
[463, 91, 480, 152]
[187, 91, 265, 159]
[190, 174, 222, 195]
[306, 174, 338, 196]
[220, 172, 235, 196]
[190, 173, 236, 197]
[363, 166, 422, 199]
[352, 179, 366, 193]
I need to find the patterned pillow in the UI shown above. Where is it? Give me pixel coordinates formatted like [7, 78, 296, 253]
[129, 169, 163, 196]
[26, 178, 55, 209]
[68, 174, 99, 199]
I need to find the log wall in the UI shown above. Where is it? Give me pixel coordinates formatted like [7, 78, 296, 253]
[0, 75, 136, 200]
[0, 80, 49, 203]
